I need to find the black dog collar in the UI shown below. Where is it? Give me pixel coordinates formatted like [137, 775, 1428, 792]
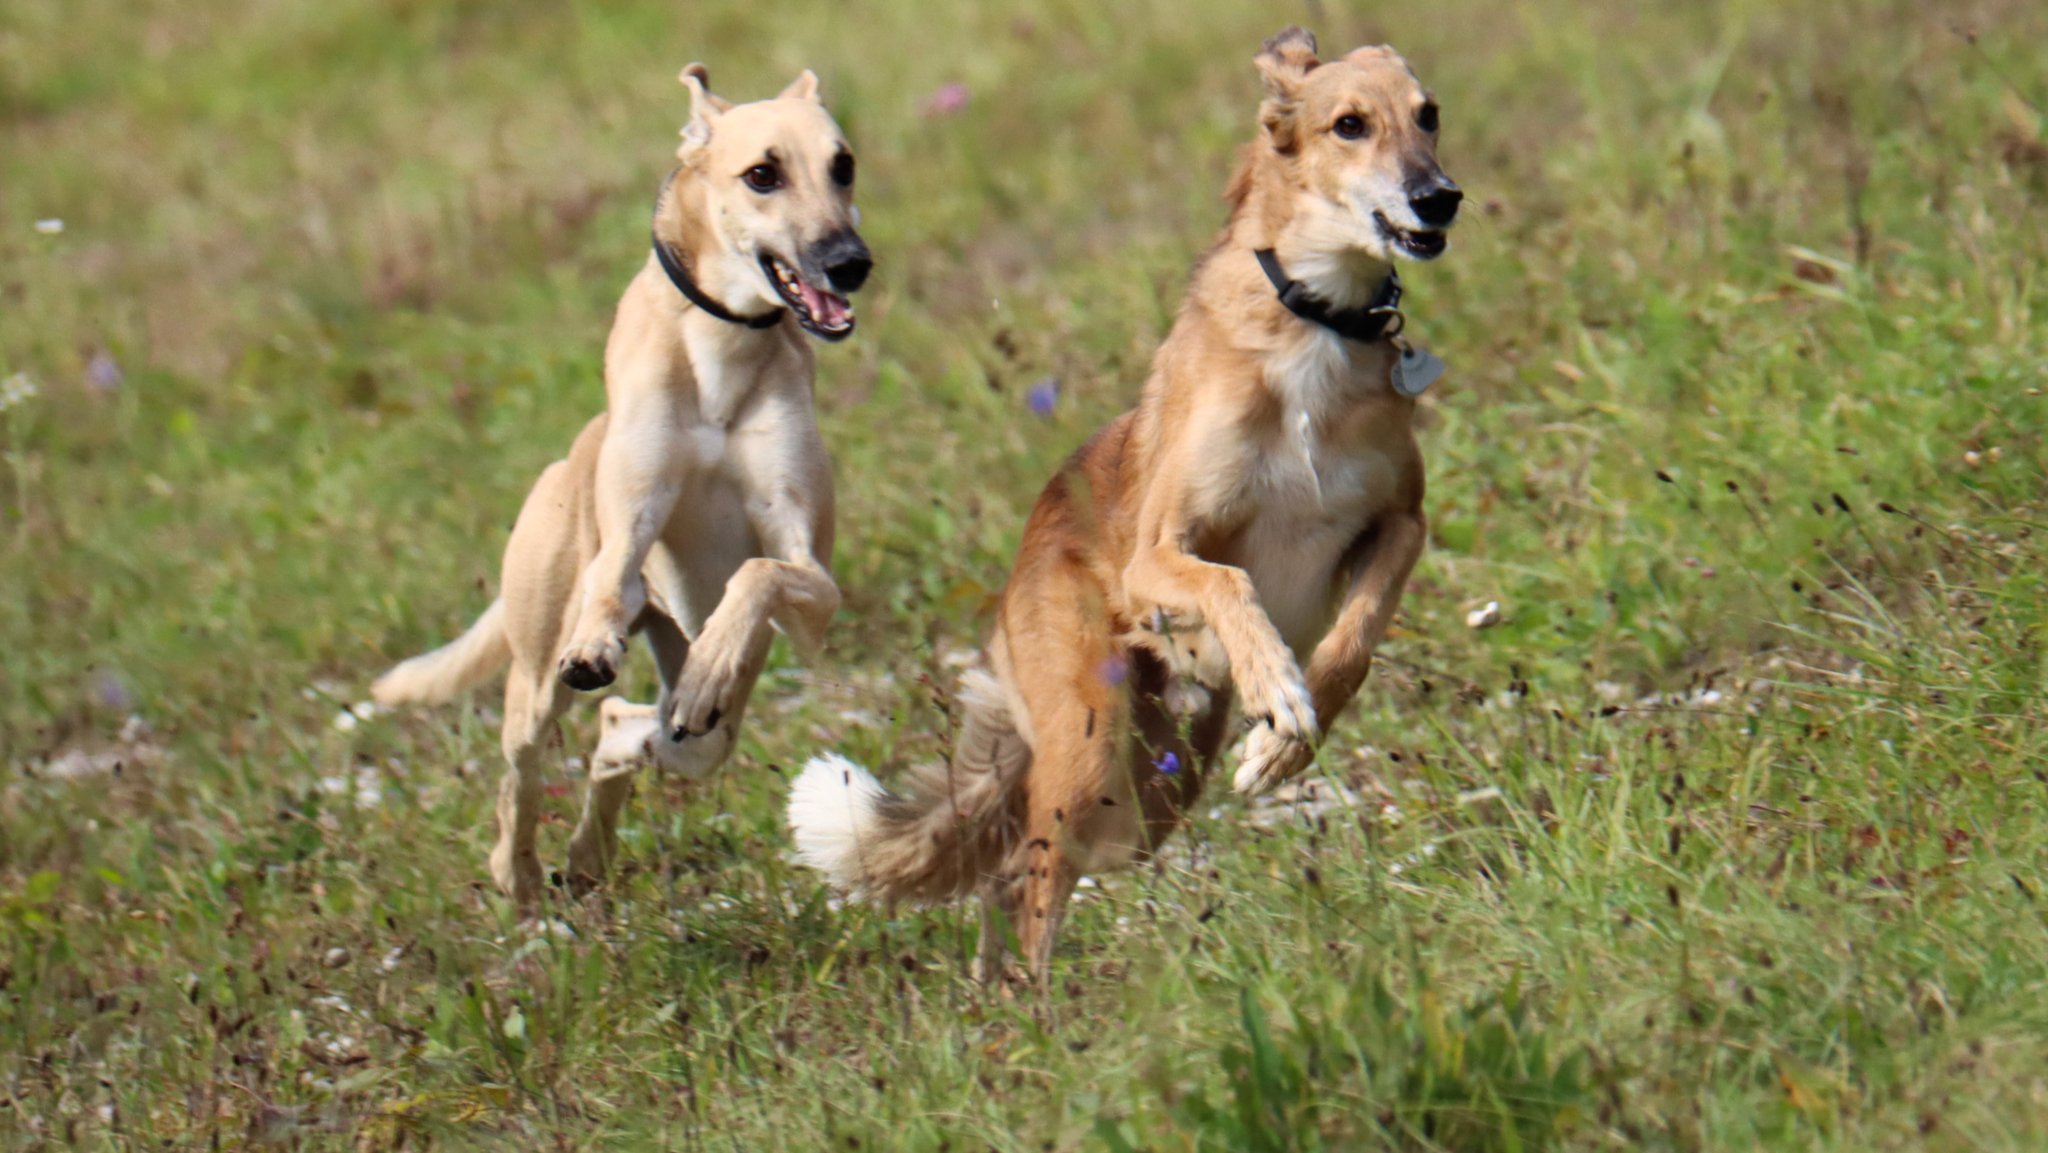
[652, 232, 783, 330]
[1254, 249, 1403, 343]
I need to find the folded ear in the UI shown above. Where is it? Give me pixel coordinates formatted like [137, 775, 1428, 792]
[1255, 26, 1320, 153]
[778, 69, 821, 104]
[678, 63, 731, 157]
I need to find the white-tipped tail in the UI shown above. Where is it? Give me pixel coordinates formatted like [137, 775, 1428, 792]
[787, 752, 893, 891]
[785, 667, 1030, 905]
[371, 599, 511, 707]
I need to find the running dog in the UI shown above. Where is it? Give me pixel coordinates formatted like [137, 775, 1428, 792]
[376, 63, 871, 904]
[789, 29, 1458, 982]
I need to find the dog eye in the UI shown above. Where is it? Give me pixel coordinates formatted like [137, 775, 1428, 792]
[1334, 114, 1367, 140]
[830, 151, 855, 188]
[743, 163, 782, 193]
[1417, 103, 1439, 133]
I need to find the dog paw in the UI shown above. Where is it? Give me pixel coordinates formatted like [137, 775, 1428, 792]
[1238, 649, 1318, 745]
[666, 637, 746, 740]
[1164, 678, 1212, 718]
[557, 634, 625, 692]
[592, 699, 659, 779]
[563, 837, 612, 896]
[653, 723, 733, 780]
[1233, 724, 1316, 796]
[488, 839, 546, 906]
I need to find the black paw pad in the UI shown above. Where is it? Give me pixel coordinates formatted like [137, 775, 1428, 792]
[559, 659, 615, 692]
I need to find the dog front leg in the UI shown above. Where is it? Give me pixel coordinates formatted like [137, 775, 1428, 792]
[665, 554, 838, 739]
[659, 396, 839, 741]
[1124, 544, 1317, 747]
[1234, 512, 1425, 795]
[559, 393, 680, 691]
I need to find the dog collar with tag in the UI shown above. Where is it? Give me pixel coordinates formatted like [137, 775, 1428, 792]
[1254, 249, 1404, 344]
[1389, 337, 1446, 397]
[652, 233, 784, 330]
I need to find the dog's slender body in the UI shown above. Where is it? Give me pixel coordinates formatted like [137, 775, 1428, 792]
[790, 29, 1460, 982]
[375, 65, 870, 904]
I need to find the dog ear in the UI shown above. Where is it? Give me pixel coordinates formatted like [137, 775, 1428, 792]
[678, 63, 731, 157]
[679, 63, 734, 113]
[1255, 26, 1320, 153]
[778, 69, 821, 104]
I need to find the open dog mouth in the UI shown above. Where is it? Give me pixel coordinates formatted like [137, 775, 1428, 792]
[1373, 212, 1448, 260]
[761, 254, 855, 341]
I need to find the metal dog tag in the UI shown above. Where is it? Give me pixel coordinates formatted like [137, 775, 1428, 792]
[1391, 344, 1445, 397]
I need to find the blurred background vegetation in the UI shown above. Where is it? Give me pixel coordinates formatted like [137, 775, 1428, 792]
[3, 0, 2045, 1148]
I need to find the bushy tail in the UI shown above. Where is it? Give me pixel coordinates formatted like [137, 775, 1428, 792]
[371, 599, 511, 707]
[787, 667, 1029, 904]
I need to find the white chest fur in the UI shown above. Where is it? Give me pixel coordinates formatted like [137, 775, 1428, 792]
[680, 312, 780, 427]
[684, 424, 731, 468]
[1266, 328, 1354, 422]
[1240, 436, 1396, 652]
[1239, 333, 1403, 651]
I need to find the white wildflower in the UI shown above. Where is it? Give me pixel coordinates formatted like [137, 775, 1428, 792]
[0, 373, 38, 412]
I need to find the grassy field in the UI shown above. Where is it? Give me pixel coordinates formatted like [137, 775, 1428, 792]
[4, 0, 2047, 1147]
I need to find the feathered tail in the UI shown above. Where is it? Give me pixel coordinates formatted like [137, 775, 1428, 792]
[787, 667, 1029, 903]
[371, 599, 511, 707]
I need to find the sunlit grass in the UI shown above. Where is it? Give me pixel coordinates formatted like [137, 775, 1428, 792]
[3, 0, 2046, 1148]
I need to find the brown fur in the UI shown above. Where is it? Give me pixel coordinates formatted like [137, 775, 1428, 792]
[790, 29, 1456, 984]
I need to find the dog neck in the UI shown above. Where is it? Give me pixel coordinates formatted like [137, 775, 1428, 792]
[653, 235, 781, 329]
[1215, 146, 1412, 422]
[1254, 249, 1402, 344]
[1227, 145, 1399, 314]
[653, 172, 784, 330]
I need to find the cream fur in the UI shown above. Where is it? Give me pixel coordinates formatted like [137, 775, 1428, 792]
[374, 63, 866, 904]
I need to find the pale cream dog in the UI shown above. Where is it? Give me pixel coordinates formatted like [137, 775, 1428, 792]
[375, 63, 871, 904]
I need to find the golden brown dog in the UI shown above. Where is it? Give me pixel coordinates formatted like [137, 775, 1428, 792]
[789, 28, 1459, 982]
[375, 63, 870, 904]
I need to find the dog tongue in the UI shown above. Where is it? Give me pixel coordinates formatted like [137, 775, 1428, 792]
[798, 280, 852, 330]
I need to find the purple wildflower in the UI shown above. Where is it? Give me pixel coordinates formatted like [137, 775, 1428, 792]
[1026, 376, 1060, 418]
[1155, 751, 1181, 775]
[91, 670, 134, 712]
[86, 350, 123, 394]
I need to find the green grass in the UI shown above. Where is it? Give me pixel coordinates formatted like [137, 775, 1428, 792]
[4, 0, 2047, 1147]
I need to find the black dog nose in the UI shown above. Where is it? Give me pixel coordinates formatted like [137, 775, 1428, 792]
[827, 252, 871, 294]
[815, 231, 872, 294]
[1408, 181, 1463, 229]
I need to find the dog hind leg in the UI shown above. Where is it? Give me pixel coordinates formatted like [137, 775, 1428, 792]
[1011, 628, 1130, 986]
[974, 873, 1024, 986]
[566, 613, 697, 890]
[563, 697, 644, 893]
[1017, 822, 1084, 990]
[492, 668, 572, 905]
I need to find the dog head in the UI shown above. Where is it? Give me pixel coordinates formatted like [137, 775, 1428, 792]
[668, 64, 871, 341]
[1253, 28, 1460, 266]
